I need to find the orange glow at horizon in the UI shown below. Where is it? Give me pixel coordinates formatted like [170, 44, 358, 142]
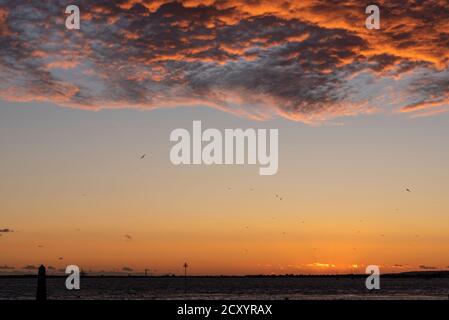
[1, 1, 449, 275]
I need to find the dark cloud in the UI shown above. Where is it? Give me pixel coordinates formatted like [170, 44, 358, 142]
[401, 72, 449, 113]
[0, 265, 15, 270]
[22, 265, 39, 270]
[0, 0, 447, 122]
[419, 265, 437, 270]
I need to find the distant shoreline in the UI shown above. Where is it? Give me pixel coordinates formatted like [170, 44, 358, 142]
[1, 271, 448, 279]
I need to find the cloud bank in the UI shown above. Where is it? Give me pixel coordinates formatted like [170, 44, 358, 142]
[22, 265, 39, 270]
[0, 0, 448, 122]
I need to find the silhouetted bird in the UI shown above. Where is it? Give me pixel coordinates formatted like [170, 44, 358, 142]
[140, 154, 146, 159]
[406, 188, 412, 192]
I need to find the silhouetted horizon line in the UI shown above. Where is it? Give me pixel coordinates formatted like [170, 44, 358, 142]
[1, 270, 448, 279]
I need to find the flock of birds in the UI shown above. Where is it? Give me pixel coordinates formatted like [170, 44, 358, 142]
[31, 152, 416, 265]
[225, 185, 416, 253]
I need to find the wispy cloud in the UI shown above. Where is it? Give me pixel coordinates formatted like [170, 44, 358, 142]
[419, 265, 437, 270]
[306, 262, 336, 268]
[22, 265, 39, 270]
[0, 265, 15, 270]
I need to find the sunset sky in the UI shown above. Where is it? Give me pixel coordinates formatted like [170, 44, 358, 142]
[0, 0, 448, 275]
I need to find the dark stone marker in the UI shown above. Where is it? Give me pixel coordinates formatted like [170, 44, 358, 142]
[36, 265, 47, 301]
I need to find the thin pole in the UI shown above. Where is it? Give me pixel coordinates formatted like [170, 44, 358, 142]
[183, 262, 188, 294]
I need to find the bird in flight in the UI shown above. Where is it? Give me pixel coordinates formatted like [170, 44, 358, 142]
[406, 188, 412, 192]
[140, 154, 146, 159]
